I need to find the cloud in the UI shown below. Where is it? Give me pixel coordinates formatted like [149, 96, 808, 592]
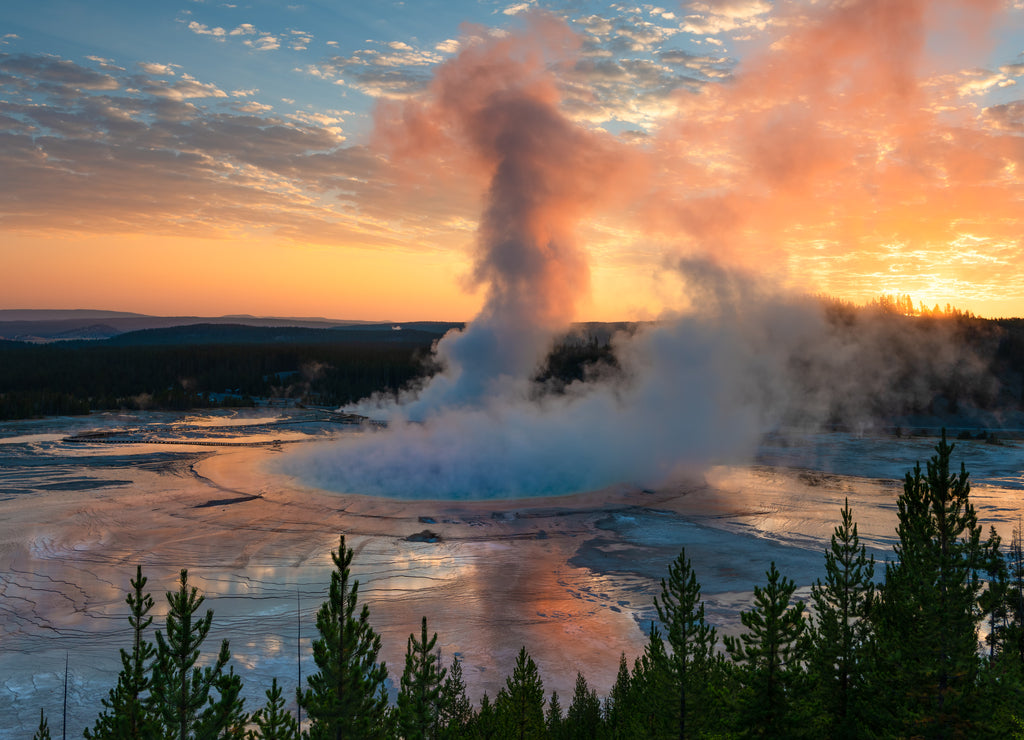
[286, 109, 346, 137]
[310, 40, 445, 99]
[244, 34, 281, 51]
[187, 21, 227, 39]
[235, 100, 274, 114]
[501, 2, 536, 16]
[957, 67, 1017, 96]
[984, 100, 1024, 130]
[137, 72, 229, 100]
[632, 0, 1023, 311]
[288, 30, 313, 51]
[138, 62, 178, 76]
[3, 0, 1023, 320]
[0, 52, 402, 246]
[549, 10, 738, 126]
[0, 54, 119, 92]
[680, 0, 774, 35]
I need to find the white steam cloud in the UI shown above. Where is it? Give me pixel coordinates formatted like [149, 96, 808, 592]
[278, 9, 1001, 500]
[283, 257, 997, 500]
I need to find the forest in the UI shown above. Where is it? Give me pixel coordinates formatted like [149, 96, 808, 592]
[30, 435, 1024, 739]
[4, 302, 1024, 426]
[0, 326, 448, 420]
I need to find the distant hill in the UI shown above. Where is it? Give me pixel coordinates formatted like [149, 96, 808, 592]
[0, 309, 151, 322]
[105, 322, 460, 346]
[0, 310, 448, 342]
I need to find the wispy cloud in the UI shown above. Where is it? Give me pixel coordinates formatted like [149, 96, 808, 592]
[187, 20, 227, 39]
[680, 0, 774, 36]
[187, 18, 289, 51]
[309, 40, 444, 98]
[138, 62, 178, 76]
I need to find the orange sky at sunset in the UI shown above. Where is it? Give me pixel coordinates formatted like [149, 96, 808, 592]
[2, 0, 1024, 321]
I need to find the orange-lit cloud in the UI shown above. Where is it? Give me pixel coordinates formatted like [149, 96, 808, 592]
[642, 0, 1023, 312]
[1, 1, 1023, 319]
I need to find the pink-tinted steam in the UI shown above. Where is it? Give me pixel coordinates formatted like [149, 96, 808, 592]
[375, 16, 634, 414]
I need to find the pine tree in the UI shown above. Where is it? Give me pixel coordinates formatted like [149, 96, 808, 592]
[297, 534, 390, 740]
[545, 691, 564, 740]
[149, 568, 233, 740]
[653, 548, 717, 739]
[33, 708, 51, 740]
[85, 565, 158, 739]
[629, 627, 675, 739]
[724, 561, 806, 737]
[874, 432, 988, 735]
[248, 678, 300, 740]
[807, 500, 875, 738]
[977, 525, 1024, 737]
[472, 693, 498, 740]
[195, 666, 248, 738]
[997, 518, 1024, 671]
[494, 647, 546, 740]
[438, 655, 474, 739]
[397, 617, 447, 740]
[982, 526, 1011, 660]
[604, 653, 633, 739]
[565, 672, 602, 740]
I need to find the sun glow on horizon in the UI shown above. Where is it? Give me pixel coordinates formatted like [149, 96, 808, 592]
[1, 1, 1022, 321]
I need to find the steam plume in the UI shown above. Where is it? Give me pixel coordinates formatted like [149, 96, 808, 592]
[283, 1, 1007, 500]
[374, 16, 633, 418]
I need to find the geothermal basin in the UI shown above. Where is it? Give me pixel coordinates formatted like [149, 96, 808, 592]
[1, 408, 1023, 735]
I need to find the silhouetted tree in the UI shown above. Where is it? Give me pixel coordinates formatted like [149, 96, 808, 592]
[654, 547, 717, 739]
[85, 565, 158, 739]
[297, 535, 390, 739]
[545, 691, 564, 740]
[472, 693, 498, 740]
[397, 617, 447, 740]
[438, 655, 474, 739]
[495, 647, 546, 739]
[247, 677, 299, 740]
[604, 653, 633, 739]
[806, 500, 876, 738]
[566, 672, 602, 740]
[874, 433, 989, 735]
[724, 561, 806, 737]
[32, 708, 52, 740]
[149, 569, 235, 739]
[630, 626, 675, 739]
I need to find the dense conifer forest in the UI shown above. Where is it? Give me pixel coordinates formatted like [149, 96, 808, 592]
[32, 436, 1024, 738]
[0, 328, 444, 419]
[4, 304, 1024, 424]
[0, 323, 615, 420]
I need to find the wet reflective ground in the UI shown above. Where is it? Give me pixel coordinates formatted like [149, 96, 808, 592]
[1, 409, 1021, 735]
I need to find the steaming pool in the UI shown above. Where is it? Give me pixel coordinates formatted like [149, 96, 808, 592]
[2, 408, 1023, 735]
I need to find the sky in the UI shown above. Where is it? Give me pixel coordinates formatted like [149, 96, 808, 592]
[1, 0, 1023, 321]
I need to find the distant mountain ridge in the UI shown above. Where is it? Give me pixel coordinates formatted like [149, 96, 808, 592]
[104, 322, 461, 346]
[0, 310, 431, 342]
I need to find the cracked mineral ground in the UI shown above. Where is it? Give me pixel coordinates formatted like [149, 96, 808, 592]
[2, 409, 1023, 736]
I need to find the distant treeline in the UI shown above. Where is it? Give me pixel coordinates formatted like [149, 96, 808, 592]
[0, 323, 617, 421]
[0, 325, 450, 420]
[4, 307, 1024, 422]
[39, 437, 1024, 738]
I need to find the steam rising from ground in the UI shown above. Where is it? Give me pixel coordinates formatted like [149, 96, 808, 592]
[283, 3, 1004, 499]
[289, 257, 997, 499]
[373, 17, 635, 418]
